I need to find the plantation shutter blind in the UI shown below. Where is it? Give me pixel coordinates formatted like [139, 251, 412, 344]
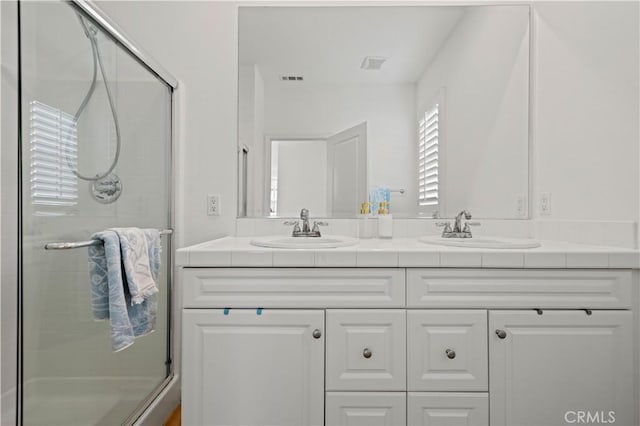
[30, 101, 78, 208]
[418, 104, 439, 206]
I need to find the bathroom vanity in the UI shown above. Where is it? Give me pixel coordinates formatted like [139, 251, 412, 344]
[178, 238, 639, 426]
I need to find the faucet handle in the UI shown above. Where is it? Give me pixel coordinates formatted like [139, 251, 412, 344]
[463, 221, 481, 233]
[284, 221, 301, 236]
[436, 222, 452, 234]
[312, 221, 328, 233]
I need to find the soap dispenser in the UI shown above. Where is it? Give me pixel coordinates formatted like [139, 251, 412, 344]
[377, 201, 393, 239]
[358, 202, 375, 238]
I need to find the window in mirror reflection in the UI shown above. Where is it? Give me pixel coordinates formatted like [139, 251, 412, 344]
[418, 103, 440, 214]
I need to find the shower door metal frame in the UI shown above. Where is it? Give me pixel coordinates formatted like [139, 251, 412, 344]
[15, 1, 179, 424]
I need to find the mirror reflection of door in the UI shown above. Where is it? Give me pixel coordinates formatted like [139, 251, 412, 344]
[268, 139, 327, 216]
[326, 122, 367, 217]
[267, 122, 367, 217]
[238, 146, 249, 217]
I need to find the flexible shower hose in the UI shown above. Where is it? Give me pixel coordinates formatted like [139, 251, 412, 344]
[67, 14, 121, 182]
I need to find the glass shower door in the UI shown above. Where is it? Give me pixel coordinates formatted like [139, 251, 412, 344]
[19, 2, 173, 424]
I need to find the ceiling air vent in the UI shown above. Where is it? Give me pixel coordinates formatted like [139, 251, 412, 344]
[361, 56, 387, 71]
[280, 75, 304, 81]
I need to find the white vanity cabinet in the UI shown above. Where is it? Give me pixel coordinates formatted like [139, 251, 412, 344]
[181, 267, 637, 426]
[182, 309, 325, 426]
[489, 310, 634, 426]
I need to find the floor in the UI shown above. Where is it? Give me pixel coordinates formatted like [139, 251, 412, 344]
[164, 405, 181, 426]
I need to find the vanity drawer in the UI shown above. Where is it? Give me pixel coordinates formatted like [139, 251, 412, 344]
[326, 310, 406, 391]
[407, 269, 632, 309]
[326, 392, 406, 426]
[407, 310, 488, 391]
[408, 392, 489, 426]
[182, 268, 405, 308]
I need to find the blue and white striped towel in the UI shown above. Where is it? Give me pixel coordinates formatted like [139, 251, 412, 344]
[88, 228, 161, 352]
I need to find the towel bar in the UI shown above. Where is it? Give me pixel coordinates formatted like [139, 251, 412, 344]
[44, 229, 173, 250]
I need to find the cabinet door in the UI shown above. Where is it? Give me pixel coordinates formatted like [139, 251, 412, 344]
[408, 392, 488, 426]
[407, 310, 487, 391]
[326, 392, 406, 426]
[182, 309, 324, 426]
[326, 310, 406, 391]
[490, 310, 634, 426]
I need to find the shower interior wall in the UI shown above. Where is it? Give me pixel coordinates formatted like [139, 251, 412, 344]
[20, 0, 170, 381]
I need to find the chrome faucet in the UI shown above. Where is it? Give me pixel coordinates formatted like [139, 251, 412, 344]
[300, 208, 311, 233]
[284, 208, 327, 237]
[436, 209, 480, 238]
[453, 209, 472, 233]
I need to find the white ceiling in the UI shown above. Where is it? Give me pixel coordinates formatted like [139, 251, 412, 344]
[239, 6, 466, 87]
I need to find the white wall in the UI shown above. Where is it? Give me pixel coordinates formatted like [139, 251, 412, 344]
[97, 1, 238, 247]
[533, 1, 639, 222]
[263, 84, 417, 216]
[275, 140, 327, 216]
[416, 6, 529, 219]
[253, 68, 265, 216]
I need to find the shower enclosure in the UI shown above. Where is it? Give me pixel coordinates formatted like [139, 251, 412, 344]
[16, 1, 176, 424]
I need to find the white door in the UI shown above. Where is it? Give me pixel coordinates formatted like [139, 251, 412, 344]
[182, 309, 325, 426]
[326, 122, 367, 216]
[490, 310, 634, 426]
[326, 392, 406, 426]
[408, 392, 489, 426]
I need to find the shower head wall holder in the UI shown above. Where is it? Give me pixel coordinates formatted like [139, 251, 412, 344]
[90, 173, 122, 204]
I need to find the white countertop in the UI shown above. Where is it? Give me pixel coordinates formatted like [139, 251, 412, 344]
[176, 237, 640, 269]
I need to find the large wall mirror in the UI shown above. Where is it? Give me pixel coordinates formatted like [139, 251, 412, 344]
[238, 5, 530, 219]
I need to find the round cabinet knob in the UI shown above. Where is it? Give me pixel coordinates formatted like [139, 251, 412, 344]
[495, 329, 507, 339]
[363, 348, 372, 359]
[445, 349, 456, 359]
[312, 329, 322, 339]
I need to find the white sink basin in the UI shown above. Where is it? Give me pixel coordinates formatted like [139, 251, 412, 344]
[419, 236, 541, 249]
[250, 235, 359, 249]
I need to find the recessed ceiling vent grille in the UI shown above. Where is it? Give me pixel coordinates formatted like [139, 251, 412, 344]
[279, 75, 304, 81]
[361, 56, 387, 71]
